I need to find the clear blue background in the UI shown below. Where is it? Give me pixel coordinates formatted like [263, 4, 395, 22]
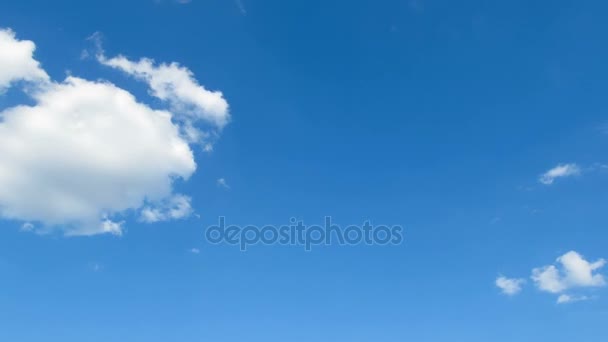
[1, 0, 607, 341]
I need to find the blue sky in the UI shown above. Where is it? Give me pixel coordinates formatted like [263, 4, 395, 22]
[1, 0, 608, 341]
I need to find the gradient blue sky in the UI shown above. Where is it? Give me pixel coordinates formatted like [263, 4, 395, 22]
[1, 0, 608, 341]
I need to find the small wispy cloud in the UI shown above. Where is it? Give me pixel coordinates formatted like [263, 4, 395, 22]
[189, 248, 200, 254]
[539, 163, 581, 185]
[408, 0, 424, 13]
[496, 276, 525, 296]
[217, 178, 230, 189]
[203, 143, 214, 153]
[557, 294, 590, 304]
[20, 222, 34, 232]
[88, 262, 103, 272]
[235, 0, 246, 15]
[140, 195, 193, 223]
[590, 163, 608, 171]
[490, 217, 501, 225]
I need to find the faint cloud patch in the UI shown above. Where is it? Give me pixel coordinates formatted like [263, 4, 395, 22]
[235, 0, 247, 15]
[590, 163, 608, 172]
[20, 222, 34, 232]
[217, 178, 230, 189]
[557, 294, 590, 304]
[408, 0, 424, 13]
[516, 185, 534, 192]
[203, 143, 214, 153]
[140, 195, 193, 223]
[88, 262, 103, 272]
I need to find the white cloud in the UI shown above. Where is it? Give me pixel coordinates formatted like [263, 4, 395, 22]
[497, 251, 606, 304]
[0, 28, 228, 235]
[140, 194, 193, 223]
[531, 265, 565, 293]
[0, 77, 195, 235]
[557, 294, 589, 304]
[0, 29, 49, 91]
[203, 143, 214, 152]
[531, 251, 606, 294]
[99, 219, 125, 236]
[97, 53, 229, 128]
[496, 276, 525, 296]
[539, 163, 581, 185]
[20, 222, 34, 232]
[189, 248, 200, 254]
[217, 178, 230, 189]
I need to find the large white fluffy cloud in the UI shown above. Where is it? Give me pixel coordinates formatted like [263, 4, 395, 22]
[0, 28, 228, 235]
[0, 29, 49, 91]
[531, 251, 606, 294]
[496, 251, 606, 304]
